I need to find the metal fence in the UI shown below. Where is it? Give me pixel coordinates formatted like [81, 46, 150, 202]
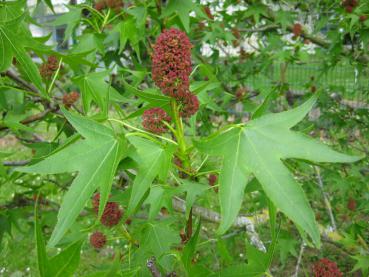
[245, 63, 369, 102]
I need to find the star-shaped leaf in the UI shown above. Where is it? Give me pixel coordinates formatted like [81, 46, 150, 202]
[163, 0, 196, 33]
[18, 108, 127, 247]
[73, 71, 126, 116]
[195, 96, 361, 246]
[126, 136, 174, 215]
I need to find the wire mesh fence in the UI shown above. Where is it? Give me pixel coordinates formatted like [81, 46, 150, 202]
[245, 62, 369, 102]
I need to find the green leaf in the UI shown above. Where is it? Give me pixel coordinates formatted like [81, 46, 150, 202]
[181, 180, 208, 218]
[182, 220, 201, 272]
[18, 109, 126, 247]
[0, 26, 45, 95]
[163, 0, 195, 33]
[119, 18, 141, 59]
[0, 32, 12, 72]
[138, 221, 179, 257]
[195, 96, 361, 246]
[73, 71, 124, 115]
[0, 1, 26, 25]
[127, 137, 174, 215]
[351, 255, 369, 275]
[123, 81, 171, 114]
[35, 201, 50, 277]
[217, 243, 268, 277]
[48, 240, 83, 277]
[144, 186, 165, 220]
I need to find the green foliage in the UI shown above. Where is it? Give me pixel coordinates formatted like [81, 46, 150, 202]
[195, 96, 360, 246]
[19, 108, 127, 246]
[0, 0, 368, 275]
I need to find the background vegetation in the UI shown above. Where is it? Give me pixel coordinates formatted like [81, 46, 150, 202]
[0, 0, 368, 276]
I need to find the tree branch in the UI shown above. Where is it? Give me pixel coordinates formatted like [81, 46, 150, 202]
[293, 243, 306, 277]
[0, 107, 57, 131]
[3, 160, 30, 166]
[243, 1, 369, 64]
[172, 197, 267, 252]
[3, 70, 40, 94]
[147, 256, 162, 277]
[315, 166, 337, 231]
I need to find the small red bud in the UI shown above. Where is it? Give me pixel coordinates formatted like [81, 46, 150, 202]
[347, 198, 357, 211]
[90, 231, 107, 249]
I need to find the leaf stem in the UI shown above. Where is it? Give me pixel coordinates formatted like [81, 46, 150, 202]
[108, 118, 178, 145]
[170, 100, 190, 169]
[47, 57, 63, 95]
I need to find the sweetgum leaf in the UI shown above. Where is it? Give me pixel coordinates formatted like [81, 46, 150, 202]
[0, 25, 45, 96]
[18, 108, 127, 247]
[195, 96, 361, 247]
[219, 244, 268, 277]
[126, 137, 174, 215]
[48, 240, 83, 277]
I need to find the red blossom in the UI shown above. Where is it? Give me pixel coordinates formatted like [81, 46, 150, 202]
[62, 91, 80, 108]
[39, 55, 59, 79]
[95, 0, 123, 12]
[347, 198, 357, 211]
[179, 92, 199, 118]
[313, 258, 343, 277]
[208, 174, 218, 186]
[342, 0, 358, 8]
[90, 231, 107, 249]
[106, 0, 123, 12]
[95, 1, 106, 11]
[152, 28, 193, 99]
[292, 23, 303, 37]
[142, 107, 171, 134]
[360, 15, 368, 22]
[92, 193, 123, 227]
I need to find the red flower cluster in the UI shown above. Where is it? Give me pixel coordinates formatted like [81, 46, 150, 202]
[152, 28, 193, 99]
[142, 107, 171, 134]
[92, 193, 123, 227]
[360, 15, 368, 22]
[208, 174, 218, 186]
[292, 23, 303, 37]
[208, 174, 218, 193]
[347, 197, 357, 211]
[313, 258, 343, 277]
[95, 0, 123, 12]
[90, 231, 107, 249]
[62, 91, 80, 108]
[152, 28, 199, 118]
[342, 0, 358, 13]
[39, 56, 59, 79]
[179, 93, 199, 118]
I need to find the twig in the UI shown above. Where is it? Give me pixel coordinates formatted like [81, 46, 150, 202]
[3, 160, 30, 166]
[0, 107, 57, 131]
[293, 243, 306, 277]
[147, 256, 162, 277]
[3, 70, 40, 94]
[172, 197, 267, 252]
[314, 166, 337, 231]
[243, 0, 369, 64]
